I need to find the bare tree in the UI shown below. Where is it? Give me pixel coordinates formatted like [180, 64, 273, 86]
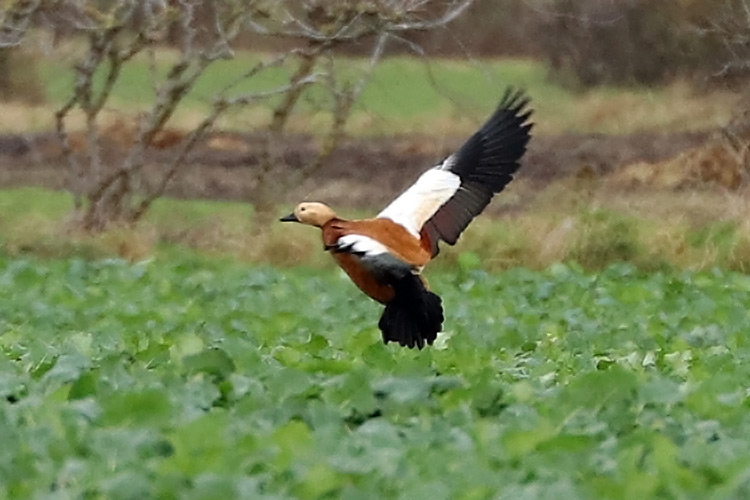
[694, 1, 750, 185]
[2, 0, 475, 231]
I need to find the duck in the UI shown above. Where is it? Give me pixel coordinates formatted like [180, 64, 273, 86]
[280, 88, 533, 349]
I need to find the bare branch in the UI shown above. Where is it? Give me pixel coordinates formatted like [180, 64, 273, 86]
[306, 30, 389, 176]
[0, 0, 44, 47]
[246, 0, 477, 43]
[353, 30, 389, 98]
[55, 95, 83, 210]
[131, 75, 322, 221]
[704, 0, 750, 81]
[270, 48, 320, 134]
[388, 0, 475, 31]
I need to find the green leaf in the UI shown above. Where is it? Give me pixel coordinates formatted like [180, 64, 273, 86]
[183, 348, 236, 380]
[101, 388, 173, 426]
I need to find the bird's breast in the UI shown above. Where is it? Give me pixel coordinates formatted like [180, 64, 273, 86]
[331, 252, 395, 304]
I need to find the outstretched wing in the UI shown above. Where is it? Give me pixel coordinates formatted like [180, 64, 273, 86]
[377, 88, 533, 255]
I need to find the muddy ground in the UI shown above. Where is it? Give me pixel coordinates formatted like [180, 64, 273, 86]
[0, 129, 710, 210]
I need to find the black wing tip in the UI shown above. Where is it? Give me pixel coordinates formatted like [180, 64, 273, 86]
[491, 87, 534, 133]
[498, 87, 534, 117]
[449, 87, 534, 182]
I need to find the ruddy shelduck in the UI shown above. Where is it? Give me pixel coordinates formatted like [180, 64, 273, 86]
[281, 89, 533, 349]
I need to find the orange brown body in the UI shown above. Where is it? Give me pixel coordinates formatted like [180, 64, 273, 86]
[322, 218, 431, 303]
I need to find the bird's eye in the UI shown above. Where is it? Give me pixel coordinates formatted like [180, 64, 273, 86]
[300, 207, 306, 211]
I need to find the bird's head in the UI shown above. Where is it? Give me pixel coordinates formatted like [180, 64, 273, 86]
[279, 202, 336, 227]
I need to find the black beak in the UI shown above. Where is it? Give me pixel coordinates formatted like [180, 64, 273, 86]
[279, 213, 299, 222]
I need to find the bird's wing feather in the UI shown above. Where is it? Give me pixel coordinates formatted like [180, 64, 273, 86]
[378, 88, 533, 256]
[333, 234, 416, 283]
[376, 167, 461, 238]
[336, 234, 390, 256]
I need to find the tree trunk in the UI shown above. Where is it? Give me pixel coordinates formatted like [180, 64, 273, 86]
[80, 177, 133, 232]
[0, 49, 12, 101]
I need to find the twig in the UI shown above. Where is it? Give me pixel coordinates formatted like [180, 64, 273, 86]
[0, 0, 43, 47]
[131, 76, 322, 221]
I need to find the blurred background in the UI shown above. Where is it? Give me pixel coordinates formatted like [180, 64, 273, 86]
[0, 0, 749, 272]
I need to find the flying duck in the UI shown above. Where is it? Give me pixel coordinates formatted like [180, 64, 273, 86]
[280, 88, 533, 349]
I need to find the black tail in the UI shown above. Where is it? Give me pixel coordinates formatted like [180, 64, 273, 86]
[378, 275, 444, 349]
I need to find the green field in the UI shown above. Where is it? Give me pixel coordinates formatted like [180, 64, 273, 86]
[2, 253, 750, 498]
[2, 42, 749, 498]
[18, 48, 735, 136]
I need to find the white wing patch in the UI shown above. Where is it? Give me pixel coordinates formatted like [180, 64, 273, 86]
[336, 234, 389, 256]
[377, 161, 461, 237]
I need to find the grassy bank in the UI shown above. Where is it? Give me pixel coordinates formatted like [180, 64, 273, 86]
[3, 186, 750, 273]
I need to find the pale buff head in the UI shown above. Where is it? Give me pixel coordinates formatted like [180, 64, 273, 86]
[279, 202, 336, 227]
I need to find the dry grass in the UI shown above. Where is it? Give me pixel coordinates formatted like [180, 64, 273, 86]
[424, 178, 750, 273]
[4, 183, 750, 273]
[3, 83, 737, 137]
[566, 82, 736, 135]
[0, 103, 55, 133]
[606, 130, 750, 191]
